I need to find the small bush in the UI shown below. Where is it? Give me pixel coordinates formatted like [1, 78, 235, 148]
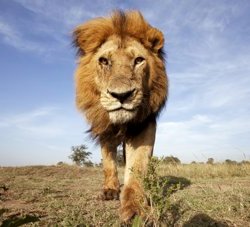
[69, 145, 92, 166]
[225, 159, 238, 165]
[162, 156, 181, 165]
[135, 157, 182, 225]
[206, 158, 214, 165]
[57, 161, 66, 166]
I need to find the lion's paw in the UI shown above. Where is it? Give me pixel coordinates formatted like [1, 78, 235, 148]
[119, 185, 145, 222]
[100, 188, 120, 200]
[120, 202, 140, 222]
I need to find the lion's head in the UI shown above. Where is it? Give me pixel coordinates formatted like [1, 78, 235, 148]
[73, 11, 168, 137]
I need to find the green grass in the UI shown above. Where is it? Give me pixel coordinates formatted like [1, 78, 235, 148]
[0, 163, 249, 226]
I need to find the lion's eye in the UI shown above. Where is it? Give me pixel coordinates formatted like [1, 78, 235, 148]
[134, 57, 145, 65]
[99, 57, 109, 66]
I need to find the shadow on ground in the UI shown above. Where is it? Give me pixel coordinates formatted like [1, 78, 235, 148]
[151, 177, 229, 227]
[145, 176, 191, 226]
[183, 213, 229, 227]
[160, 175, 191, 196]
[161, 175, 191, 188]
[1, 214, 40, 227]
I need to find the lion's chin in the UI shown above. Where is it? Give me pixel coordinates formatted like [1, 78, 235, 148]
[108, 109, 137, 124]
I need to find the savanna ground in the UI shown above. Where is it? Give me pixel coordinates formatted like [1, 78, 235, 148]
[0, 162, 249, 226]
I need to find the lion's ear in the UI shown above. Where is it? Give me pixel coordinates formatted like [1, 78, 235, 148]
[73, 19, 113, 55]
[73, 24, 101, 55]
[73, 25, 87, 55]
[146, 28, 164, 53]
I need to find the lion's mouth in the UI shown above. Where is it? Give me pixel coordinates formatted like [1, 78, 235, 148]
[107, 107, 138, 124]
[108, 107, 136, 112]
[100, 90, 142, 123]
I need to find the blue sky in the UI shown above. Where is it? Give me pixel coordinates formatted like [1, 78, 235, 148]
[0, 0, 250, 166]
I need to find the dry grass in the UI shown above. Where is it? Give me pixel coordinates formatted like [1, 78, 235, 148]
[158, 163, 250, 179]
[0, 163, 249, 226]
[158, 163, 250, 226]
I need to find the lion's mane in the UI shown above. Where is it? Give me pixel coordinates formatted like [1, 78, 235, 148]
[73, 11, 168, 139]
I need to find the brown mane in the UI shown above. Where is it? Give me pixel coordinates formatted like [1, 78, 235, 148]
[73, 10, 165, 57]
[73, 10, 168, 139]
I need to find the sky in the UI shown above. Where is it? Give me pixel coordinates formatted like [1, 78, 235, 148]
[0, 0, 250, 166]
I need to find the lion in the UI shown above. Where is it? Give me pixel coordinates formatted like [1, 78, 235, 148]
[73, 10, 168, 222]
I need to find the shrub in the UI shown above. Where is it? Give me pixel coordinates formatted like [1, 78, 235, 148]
[162, 156, 181, 165]
[134, 157, 182, 225]
[69, 145, 92, 166]
[206, 158, 214, 165]
[225, 159, 237, 165]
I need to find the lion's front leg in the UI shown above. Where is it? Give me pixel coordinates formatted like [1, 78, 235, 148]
[100, 141, 120, 200]
[120, 121, 156, 222]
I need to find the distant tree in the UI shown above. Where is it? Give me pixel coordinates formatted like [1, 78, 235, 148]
[69, 145, 92, 166]
[57, 161, 65, 166]
[84, 160, 94, 167]
[95, 162, 103, 168]
[225, 159, 237, 165]
[191, 161, 197, 164]
[96, 160, 103, 168]
[162, 156, 181, 165]
[240, 160, 250, 165]
[206, 158, 214, 165]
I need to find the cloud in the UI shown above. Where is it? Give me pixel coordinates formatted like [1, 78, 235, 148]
[0, 106, 85, 138]
[167, 52, 250, 117]
[0, 106, 93, 166]
[0, 19, 52, 53]
[155, 114, 250, 162]
[14, 0, 112, 28]
[1, 0, 114, 58]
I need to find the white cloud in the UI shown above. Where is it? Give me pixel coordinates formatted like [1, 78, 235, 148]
[0, 106, 85, 138]
[0, 19, 51, 53]
[14, 0, 104, 28]
[1, 0, 110, 57]
[0, 106, 93, 166]
[0, 20, 18, 40]
[155, 114, 250, 163]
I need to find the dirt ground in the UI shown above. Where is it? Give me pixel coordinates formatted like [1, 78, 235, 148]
[0, 164, 249, 226]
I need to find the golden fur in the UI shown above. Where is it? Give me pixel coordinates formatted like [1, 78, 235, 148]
[73, 10, 168, 222]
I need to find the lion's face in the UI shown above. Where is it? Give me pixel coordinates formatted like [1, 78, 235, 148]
[94, 37, 149, 124]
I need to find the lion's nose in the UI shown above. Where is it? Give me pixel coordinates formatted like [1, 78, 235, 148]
[108, 89, 135, 103]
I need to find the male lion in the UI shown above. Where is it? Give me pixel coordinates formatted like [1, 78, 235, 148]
[73, 10, 168, 221]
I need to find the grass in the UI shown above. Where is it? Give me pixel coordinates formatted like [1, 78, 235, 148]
[0, 163, 249, 226]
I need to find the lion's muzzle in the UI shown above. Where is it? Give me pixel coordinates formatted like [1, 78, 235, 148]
[100, 79, 143, 124]
[107, 88, 135, 104]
